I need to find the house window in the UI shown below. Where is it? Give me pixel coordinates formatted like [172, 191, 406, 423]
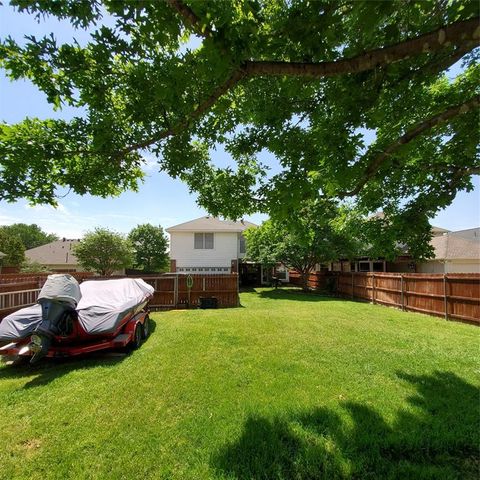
[372, 261, 384, 272]
[358, 261, 370, 272]
[194, 233, 214, 249]
[239, 236, 246, 254]
[276, 270, 287, 280]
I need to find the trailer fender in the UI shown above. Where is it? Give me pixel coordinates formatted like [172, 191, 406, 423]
[124, 311, 148, 349]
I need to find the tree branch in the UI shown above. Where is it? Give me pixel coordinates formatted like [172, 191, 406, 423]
[341, 96, 480, 197]
[165, 0, 213, 39]
[117, 17, 479, 157]
[243, 17, 479, 77]
[116, 67, 247, 155]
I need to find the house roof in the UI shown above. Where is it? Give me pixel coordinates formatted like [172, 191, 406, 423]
[166, 216, 257, 233]
[26, 239, 80, 265]
[431, 226, 450, 236]
[448, 227, 480, 241]
[430, 234, 480, 261]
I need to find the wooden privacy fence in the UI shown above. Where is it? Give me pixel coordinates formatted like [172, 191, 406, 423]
[142, 274, 239, 310]
[0, 273, 239, 320]
[0, 272, 94, 285]
[0, 273, 95, 320]
[332, 272, 479, 326]
[288, 271, 328, 290]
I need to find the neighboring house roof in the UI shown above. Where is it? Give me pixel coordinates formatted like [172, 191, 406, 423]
[166, 216, 257, 233]
[431, 226, 451, 236]
[430, 234, 480, 261]
[26, 239, 80, 266]
[448, 227, 480, 241]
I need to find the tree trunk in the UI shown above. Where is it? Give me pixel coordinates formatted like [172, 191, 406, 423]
[300, 271, 310, 292]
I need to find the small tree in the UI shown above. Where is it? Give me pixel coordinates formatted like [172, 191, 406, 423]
[244, 201, 361, 291]
[0, 224, 58, 250]
[128, 224, 169, 273]
[74, 228, 134, 276]
[20, 260, 50, 273]
[0, 231, 25, 267]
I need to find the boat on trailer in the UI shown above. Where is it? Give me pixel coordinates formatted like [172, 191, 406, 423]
[0, 274, 154, 364]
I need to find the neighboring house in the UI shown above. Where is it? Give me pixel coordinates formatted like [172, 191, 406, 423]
[431, 226, 451, 237]
[26, 238, 127, 274]
[167, 216, 257, 276]
[327, 226, 480, 274]
[448, 227, 480, 241]
[26, 238, 82, 272]
[416, 228, 480, 273]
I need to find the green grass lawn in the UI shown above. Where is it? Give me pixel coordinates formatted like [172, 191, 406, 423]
[0, 288, 478, 480]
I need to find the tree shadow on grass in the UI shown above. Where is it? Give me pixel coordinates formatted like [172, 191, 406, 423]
[212, 370, 479, 479]
[0, 319, 157, 389]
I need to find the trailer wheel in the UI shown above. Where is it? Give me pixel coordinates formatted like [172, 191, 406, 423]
[131, 324, 143, 350]
[142, 315, 150, 339]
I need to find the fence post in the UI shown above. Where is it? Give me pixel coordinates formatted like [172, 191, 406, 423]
[400, 274, 404, 311]
[351, 272, 354, 299]
[443, 274, 448, 320]
[372, 273, 376, 304]
[174, 275, 178, 308]
[203, 277, 206, 291]
[236, 273, 240, 307]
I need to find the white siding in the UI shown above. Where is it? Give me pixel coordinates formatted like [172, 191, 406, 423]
[416, 261, 445, 273]
[170, 232, 238, 268]
[417, 260, 480, 273]
[445, 261, 480, 273]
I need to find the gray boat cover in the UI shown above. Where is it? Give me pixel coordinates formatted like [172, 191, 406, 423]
[77, 278, 154, 335]
[0, 278, 154, 341]
[0, 304, 43, 341]
[38, 274, 82, 308]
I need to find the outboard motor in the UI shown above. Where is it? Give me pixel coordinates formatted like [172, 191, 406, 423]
[29, 274, 81, 364]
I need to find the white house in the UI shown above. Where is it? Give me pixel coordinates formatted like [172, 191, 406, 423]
[416, 228, 480, 273]
[167, 216, 256, 274]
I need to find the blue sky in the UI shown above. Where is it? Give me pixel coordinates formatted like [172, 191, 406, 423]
[0, 4, 478, 238]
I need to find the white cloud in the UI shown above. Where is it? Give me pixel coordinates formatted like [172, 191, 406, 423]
[140, 154, 159, 173]
[24, 202, 71, 217]
[0, 211, 17, 225]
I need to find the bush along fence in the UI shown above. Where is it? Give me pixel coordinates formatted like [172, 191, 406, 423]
[0, 273, 239, 320]
[291, 271, 479, 326]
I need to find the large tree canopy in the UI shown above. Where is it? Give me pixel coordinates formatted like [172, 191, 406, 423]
[244, 200, 362, 290]
[1, 1, 479, 234]
[128, 223, 169, 273]
[74, 227, 134, 275]
[0, 230, 25, 267]
[0, 223, 58, 250]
